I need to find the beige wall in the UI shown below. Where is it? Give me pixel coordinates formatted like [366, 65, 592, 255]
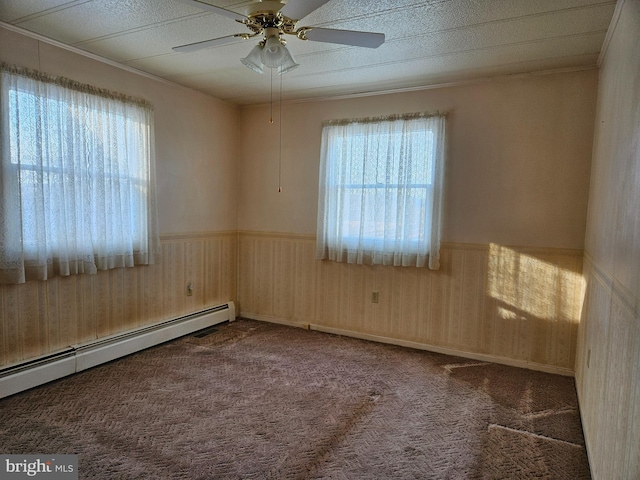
[239, 233, 585, 373]
[1, 233, 237, 366]
[0, 26, 240, 366]
[575, 1, 640, 478]
[239, 71, 597, 248]
[238, 70, 597, 373]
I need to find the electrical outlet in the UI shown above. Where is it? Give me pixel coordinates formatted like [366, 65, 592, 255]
[187, 282, 193, 296]
[371, 291, 379, 303]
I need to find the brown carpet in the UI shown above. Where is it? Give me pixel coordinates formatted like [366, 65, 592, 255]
[0, 319, 591, 479]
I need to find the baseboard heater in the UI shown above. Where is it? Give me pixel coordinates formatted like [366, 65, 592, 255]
[0, 302, 235, 399]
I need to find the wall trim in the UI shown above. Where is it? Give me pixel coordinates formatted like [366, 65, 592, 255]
[238, 230, 316, 241]
[597, 0, 626, 67]
[241, 312, 310, 329]
[240, 65, 599, 109]
[575, 382, 596, 478]
[242, 312, 575, 377]
[583, 252, 639, 325]
[441, 242, 583, 257]
[238, 230, 584, 257]
[0, 21, 234, 107]
[161, 230, 238, 241]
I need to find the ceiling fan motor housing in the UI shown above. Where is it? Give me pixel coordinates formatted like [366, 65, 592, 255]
[242, 11, 298, 41]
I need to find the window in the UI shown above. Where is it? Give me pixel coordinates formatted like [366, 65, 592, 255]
[0, 63, 159, 284]
[316, 113, 446, 269]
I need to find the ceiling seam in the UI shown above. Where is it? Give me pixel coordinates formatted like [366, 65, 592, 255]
[232, 64, 600, 107]
[8, 0, 93, 25]
[159, 29, 606, 82]
[172, 52, 597, 89]
[77, 1, 615, 66]
[0, 20, 236, 106]
[71, 12, 220, 48]
[17, 0, 613, 51]
[306, 0, 617, 30]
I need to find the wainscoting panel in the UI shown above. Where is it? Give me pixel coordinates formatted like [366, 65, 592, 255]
[238, 232, 585, 372]
[0, 232, 237, 368]
[575, 257, 640, 480]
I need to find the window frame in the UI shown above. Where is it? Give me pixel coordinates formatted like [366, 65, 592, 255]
[0, 63, 158, 284]
[316, 113, 446, 269]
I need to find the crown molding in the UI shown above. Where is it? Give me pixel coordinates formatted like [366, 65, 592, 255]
[0, 21, 235, 107]
[597, 0, 626, 67]
[240, 64, 599, 109]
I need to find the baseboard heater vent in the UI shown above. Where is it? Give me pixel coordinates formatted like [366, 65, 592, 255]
[0, 302, 235, 399]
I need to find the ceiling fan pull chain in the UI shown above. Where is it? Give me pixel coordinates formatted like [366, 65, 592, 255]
[270, 68, 274, 124]
[278, 73, 283, 193]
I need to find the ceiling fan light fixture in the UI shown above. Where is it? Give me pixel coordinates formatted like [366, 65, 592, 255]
[240, 44, 265, 74]
[264, 36, 282, 54]
[260, 36, 287, 68]
[278, 47, 299, 75]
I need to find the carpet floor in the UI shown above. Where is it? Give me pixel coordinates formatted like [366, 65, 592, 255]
[0, 319, 591, 479]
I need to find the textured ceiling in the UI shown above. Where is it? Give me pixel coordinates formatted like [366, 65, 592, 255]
[0, 0, 616, 105]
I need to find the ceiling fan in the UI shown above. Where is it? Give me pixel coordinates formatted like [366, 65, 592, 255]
[172, 0, 385, 74]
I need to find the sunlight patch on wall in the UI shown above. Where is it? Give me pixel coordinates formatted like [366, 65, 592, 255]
[497, 306, 526, 322]
[488, 244, 585, 324]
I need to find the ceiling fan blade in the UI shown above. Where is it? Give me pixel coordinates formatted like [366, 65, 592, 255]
[172, 34, 244, 53]
[280, 0, 331, 20]
[174, 0, 247, 21]
[303, 28, 385, 48]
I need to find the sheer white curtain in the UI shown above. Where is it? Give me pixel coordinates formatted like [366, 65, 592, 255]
[316, 113, 446, 269]
[0, 63, 159, 284]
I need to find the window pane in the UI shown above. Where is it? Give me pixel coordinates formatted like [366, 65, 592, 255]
[317, 114, 445, 268]
[1, 66, 157, 282]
